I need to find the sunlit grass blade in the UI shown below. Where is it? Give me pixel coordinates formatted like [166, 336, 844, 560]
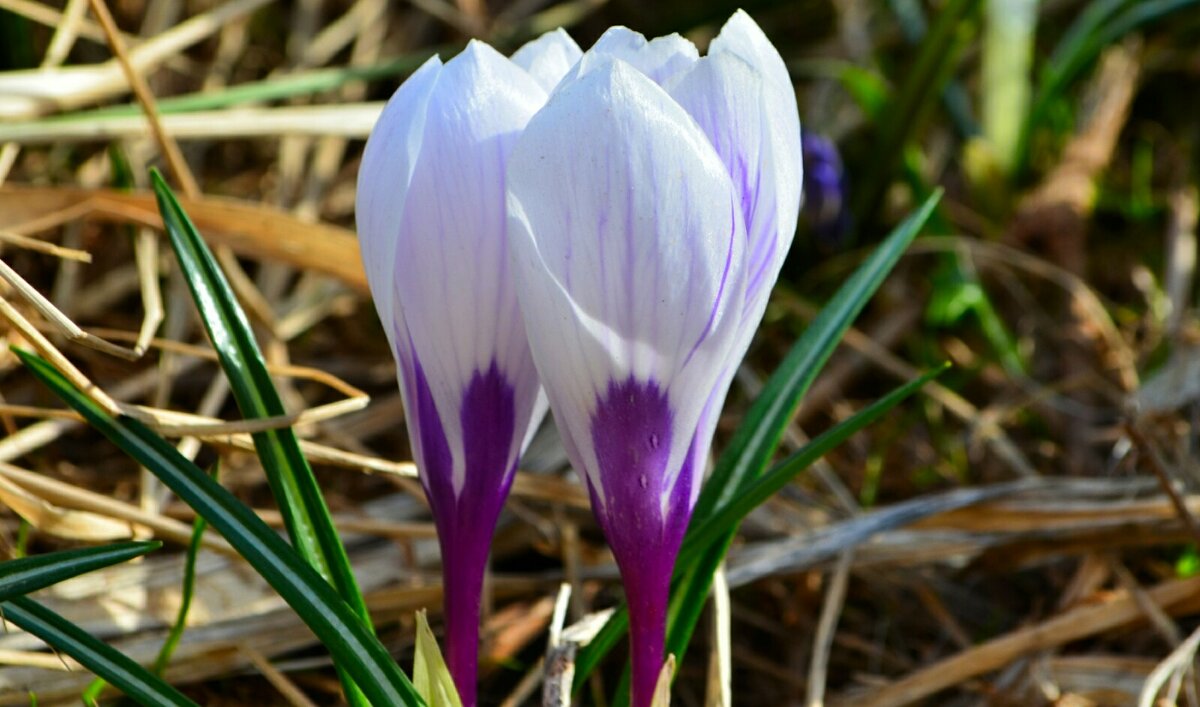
[573, 192, 942, 691]
[0, 541, 159, 601]
[3, 596, 198, 707]
[414, 610, 464, 707]
[982, 0, 1037, 173]
[151, 169, 371, 706]
[14, 349, 425, 707]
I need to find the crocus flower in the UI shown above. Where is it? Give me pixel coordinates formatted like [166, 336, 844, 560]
[356, 32, 578, 706]
[801, 132, 851, 247]
[507, 12, 801, 707]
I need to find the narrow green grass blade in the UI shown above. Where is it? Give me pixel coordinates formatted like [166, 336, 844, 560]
[603, 368, 945, 707]
[1022, 0, 1128, 157]
[679, 365, 946, 568]
[695, 190, 941, 526]
[982, 0, 1037, 173]
[43, 52, 443, 123]
[888, 0, 979, 139]
[152, 167, 373, 707]
[3, 596, 198, 707]
[1047, 0, 1128, 71]
[87, 505, 194, 699]
[153, 463, 215, 676]
[0, 542, 159, 602]
[573, 193, 941, 690]
[14, 520, 29, 558]
[15, 349, 424, 707]
[82, 671, 104, 703]
[851, 0, 977, 226]
[150, 170, 369, 619]
[1016, 0, 1198, 174]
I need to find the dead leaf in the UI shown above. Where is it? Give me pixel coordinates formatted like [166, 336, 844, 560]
[0, 473, 132, 541]
[0, 186, 368, 292]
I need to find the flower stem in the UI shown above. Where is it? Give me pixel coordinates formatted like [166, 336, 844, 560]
[441, 541, 487, 707]
[624, 562, 670, 707]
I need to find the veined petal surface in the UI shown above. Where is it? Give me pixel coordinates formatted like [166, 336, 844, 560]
[356, 40, 551, 706]
[508, 58, 746, 523]
[391, 40, 547, 497]
[667, 10, 804, 388]
[710, 9, 804, 271]
[667, 51, 780, 314]
[505, 14, 801, 706]
[508, 57, 748, 707]
[356, 55, 442, 347]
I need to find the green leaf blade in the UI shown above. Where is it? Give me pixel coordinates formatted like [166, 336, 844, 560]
[1017, 0, 1199, 174]
[4, 597, 198, 707]
[603, 367, 945, 707]
[678, 365, 948, 570]
[695, 189, 942, 525]
[149, 171, 370, 633]
[153, 464, 215, 676]
[15, 349, 424, 707]
[0, 541, 159, 603]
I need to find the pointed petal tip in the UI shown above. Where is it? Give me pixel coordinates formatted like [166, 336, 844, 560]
[547, 26, 577, 43]
[511, 26, 583, 92]
[719, 8, 765, 38]
[593, 24, 648, 51]
[556, 54, 633, 94]
[713, 10, 780, 70]
[432, 37, 547, 109]
[454, 37, 507, 67]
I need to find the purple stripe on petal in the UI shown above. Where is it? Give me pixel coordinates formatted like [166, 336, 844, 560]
[745, 205, 780, 304]
[588, 377, 694, 707]
[412, 359, 517, 707]
[412, 356, 453, 493]
[461, 361, 519, 498]
[664, 432, 700, 550]
[685, 207, 739, 366]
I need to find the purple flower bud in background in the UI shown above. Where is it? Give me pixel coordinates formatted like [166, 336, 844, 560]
[355, 32, 579, 706]
[801, 132, 851, 247]
[507, 12, 801, 706]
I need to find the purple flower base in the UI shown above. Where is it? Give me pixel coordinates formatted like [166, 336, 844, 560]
[412, 359, 518, 707]
[586, 377, 697, 707]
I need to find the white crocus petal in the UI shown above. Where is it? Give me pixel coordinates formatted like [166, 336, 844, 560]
[394, 40, 547, 494]
[666, 52, 779, 467]
[356, 55, 442, 348]
[507, 58, 747, 508]
[511, 27, 583, 92]
[667, 51, 781, 315]
[710, 9, 803, 262]
[584, 26, 699, 86]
